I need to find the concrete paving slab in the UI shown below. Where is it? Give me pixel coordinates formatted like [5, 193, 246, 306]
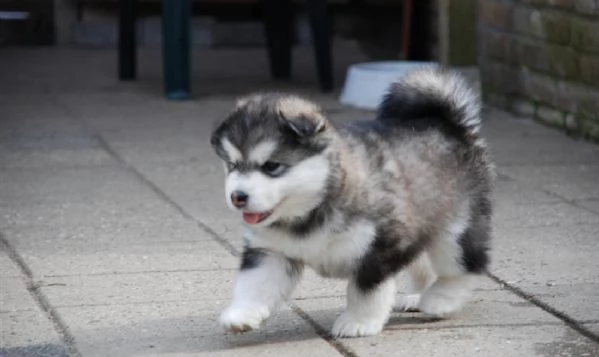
[492, 224, 599, 285]
[481, 114, 599, 167]
[2, 220, 237, 277]
[0, 311, 68, 357]
[0, 278, 38, 312]
[517, 283, 599, 323]
[338, 324, 598, 357]
[38, 270, 236, 307]
[106, 136, 211, 165]
[577, 199, 599, 214]
[1, 101, 68, 120]
[0, 166, 196, 231]
[0, 146, 115, 169]
[126, 160, 239, 242]
[0, 166, 158, 204]
[0, 250, 22, 278]
[481, 109, 566, 138]
[1, 216, 206, 249]
[489, 137, 599, 166]
[64, 98, 227, 139]
[0, 113, 116, 168]
[494, 201, 599, 228]
[55, 301, 343, 357]
[493, 178, 562, 205]
[0, 198, 187, 231]
[18, 240, 238, 277]
[0, 93, 57, 107]
[501, 164, 599, 201]
[0, 115, 90, 140]
[294, 289, 562, 333]
[584, 323, 599, 335]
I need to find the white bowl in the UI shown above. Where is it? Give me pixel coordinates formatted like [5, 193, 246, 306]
[339, 61, 436, 110]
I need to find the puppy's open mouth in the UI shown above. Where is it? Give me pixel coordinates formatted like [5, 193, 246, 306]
[241, 199, 285, 225]
[242, 211, 273, 225]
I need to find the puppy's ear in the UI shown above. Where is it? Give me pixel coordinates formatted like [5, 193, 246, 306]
[276, 96, 326, 139]
[210, 119, 225, 148]
[210, 117, 232, 159]
[279, 112, 325, 139]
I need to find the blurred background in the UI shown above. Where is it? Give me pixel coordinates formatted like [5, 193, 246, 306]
[2, 0, 596, 142]
[0, 0, 455, 100]
[0, 0, 440, 60]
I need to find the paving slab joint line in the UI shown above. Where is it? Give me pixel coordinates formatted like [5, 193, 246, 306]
[73, 119, 361, 356]
[487, 272, 599, 344]
[0, 234, 83, 357]
[51, 95, 239, 256]
[94, 132, 239, 257]
[290, 303, 360, 357]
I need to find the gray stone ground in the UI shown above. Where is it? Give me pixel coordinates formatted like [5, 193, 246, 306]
[1, 44, 599, 357]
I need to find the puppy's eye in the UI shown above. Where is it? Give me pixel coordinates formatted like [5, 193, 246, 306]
[261, 161, 287, 177]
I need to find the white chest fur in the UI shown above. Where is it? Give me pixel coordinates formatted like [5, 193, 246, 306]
[244, 218, 376, 278]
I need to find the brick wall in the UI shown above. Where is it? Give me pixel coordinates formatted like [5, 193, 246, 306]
[477, 0, 599, 142]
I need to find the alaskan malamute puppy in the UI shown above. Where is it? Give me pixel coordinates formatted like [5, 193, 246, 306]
[210, 68, 494, 338]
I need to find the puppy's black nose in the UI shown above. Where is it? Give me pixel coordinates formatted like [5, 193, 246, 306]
[231, 191, 249, 208]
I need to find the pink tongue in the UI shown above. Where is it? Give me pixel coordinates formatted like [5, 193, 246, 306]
[243, 212, 263, 225]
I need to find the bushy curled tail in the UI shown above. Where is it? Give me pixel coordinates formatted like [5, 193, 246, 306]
[377, 67, 482, 141]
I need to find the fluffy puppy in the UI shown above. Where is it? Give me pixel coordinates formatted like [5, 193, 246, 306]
[210, 67, 494, 338]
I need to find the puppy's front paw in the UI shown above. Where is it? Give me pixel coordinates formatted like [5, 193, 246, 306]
[219, 305, 270, 334]
[331, 312, 384, 338]
[396, 293, 422, 312]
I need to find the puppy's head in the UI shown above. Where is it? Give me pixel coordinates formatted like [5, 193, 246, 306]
[210, 93, 333, 227]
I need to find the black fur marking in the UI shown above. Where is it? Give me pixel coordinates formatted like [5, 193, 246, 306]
[231, 161, 258, 173]
[389, 115, 468, 143]
[211, 101, 328, 168]
[285, 258, 305, 278]
[459, 196, 492, 273]
[377, 82, 476, 144]
[279, 114, 319, 139]
[240, 246, 304, 279]
[355, 224, 427, 292]
[269, 153, 339, 237]
[271, 202, 333, 237]
[240, 247, 267, 270]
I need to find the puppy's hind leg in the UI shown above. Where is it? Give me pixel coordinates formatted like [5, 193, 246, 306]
[332, 277, 396, 338]
[396, 251, 437, 312]
[419, 206, 491, 318]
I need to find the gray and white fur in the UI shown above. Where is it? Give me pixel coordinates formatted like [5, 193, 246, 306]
[210, 67, 495, 338]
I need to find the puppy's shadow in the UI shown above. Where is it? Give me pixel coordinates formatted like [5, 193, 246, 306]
[77, 308, 328, 356]
[387, 313, 444, 326]
[0, 343, 70, 357]
[297, 307, 446, 336]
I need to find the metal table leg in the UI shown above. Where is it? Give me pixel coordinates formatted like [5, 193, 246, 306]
[263, 0, 292, 80]
[118, 0, 137, 80]
[307, 0, 333, 92]
[161, 0, 192, 100]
